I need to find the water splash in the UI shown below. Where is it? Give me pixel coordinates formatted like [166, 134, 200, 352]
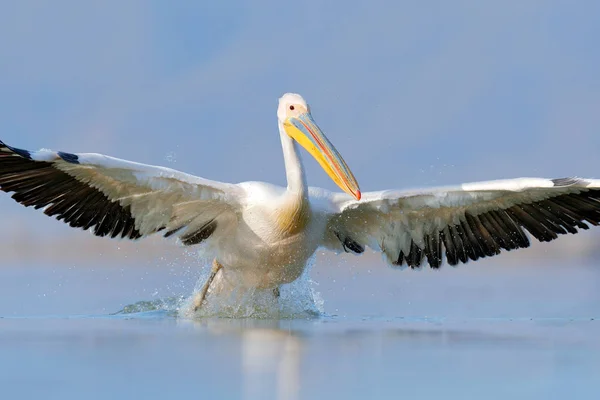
[164, 151, 177, 164]
[113, 296, 185, 316]
[180, 254, 324, 319]
[115, 255, 324, 320]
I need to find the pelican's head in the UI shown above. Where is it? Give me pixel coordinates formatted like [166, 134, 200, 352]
[278, 93, 361, 200]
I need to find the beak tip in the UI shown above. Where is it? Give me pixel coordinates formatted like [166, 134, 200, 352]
[355, 191, 361, 201]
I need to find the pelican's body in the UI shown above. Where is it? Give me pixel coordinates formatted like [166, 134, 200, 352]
[215, 183, 321, 289]
[202, 113, 339, 291]
[1, 93, 600, 311]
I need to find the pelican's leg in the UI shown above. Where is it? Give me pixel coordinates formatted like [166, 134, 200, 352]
[193, 259, 223, 311]
[273, 287, 281, 298]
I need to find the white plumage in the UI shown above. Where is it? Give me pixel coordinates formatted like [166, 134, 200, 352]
[1, 93, 599, 307]
[319, 177, 600, 268]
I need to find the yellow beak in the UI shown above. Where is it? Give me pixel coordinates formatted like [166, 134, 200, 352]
[283, 112, 361, 200]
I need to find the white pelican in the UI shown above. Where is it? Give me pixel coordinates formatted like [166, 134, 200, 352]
[1, 93, 600, 310]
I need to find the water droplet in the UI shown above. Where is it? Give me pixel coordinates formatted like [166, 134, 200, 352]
[165, 152, 177, 163]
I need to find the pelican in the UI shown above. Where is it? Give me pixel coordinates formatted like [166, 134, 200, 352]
[1, 93, 599, 310]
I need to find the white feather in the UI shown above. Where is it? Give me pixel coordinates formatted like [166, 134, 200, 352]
[312, 177, 600, 265]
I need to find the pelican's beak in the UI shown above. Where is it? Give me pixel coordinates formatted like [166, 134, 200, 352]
[283, 112, 361, 200]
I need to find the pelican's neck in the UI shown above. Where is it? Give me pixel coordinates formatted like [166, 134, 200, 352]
[279, 121, 308, 197]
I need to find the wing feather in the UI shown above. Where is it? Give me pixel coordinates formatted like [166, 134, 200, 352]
[312, 177, 600, 268]
[0, 140, 244, 243]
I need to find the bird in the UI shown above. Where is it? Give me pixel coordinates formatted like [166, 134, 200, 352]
[1, 92, 600, 311]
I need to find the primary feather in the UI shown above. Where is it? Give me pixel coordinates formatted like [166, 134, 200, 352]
[315, 177, 600, 268]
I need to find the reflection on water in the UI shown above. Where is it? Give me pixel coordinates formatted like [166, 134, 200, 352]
[1, 311, 599, 400]
[171, 314, 591, 400]
[1, 261, 600, 399]
[242, 329, 301, 400]
[176, 317, 305, 400]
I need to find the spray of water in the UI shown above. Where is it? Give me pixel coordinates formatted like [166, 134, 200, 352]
[179, 254, 324, 319]
[115, 253, 324, 320]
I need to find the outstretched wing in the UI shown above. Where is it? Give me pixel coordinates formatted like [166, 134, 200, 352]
[312, 177, 600, 268]
[0, 140, 244, 245]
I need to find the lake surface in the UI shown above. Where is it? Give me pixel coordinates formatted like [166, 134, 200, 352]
[1, 257, 599, 399]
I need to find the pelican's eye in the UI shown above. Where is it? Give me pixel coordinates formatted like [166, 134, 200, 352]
[289, 105, 295, 111]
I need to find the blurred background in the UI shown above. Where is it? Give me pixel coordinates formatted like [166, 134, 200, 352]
[2, 3, 600, 399]
[0, 0, 599, 306]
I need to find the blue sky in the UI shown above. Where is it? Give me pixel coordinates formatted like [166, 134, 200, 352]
[1, 1, 600, 238]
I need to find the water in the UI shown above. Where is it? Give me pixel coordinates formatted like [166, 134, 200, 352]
[1, 257, 599, 399]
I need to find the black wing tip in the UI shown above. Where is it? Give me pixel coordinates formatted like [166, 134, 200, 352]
[2, 140, 80, 165]
[390, 241, 425, 269]
[0, 140, 32, 160]
[0, 151, 143, 241]
[389, 188, 600, 270]
[57, 151, 80, 164]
